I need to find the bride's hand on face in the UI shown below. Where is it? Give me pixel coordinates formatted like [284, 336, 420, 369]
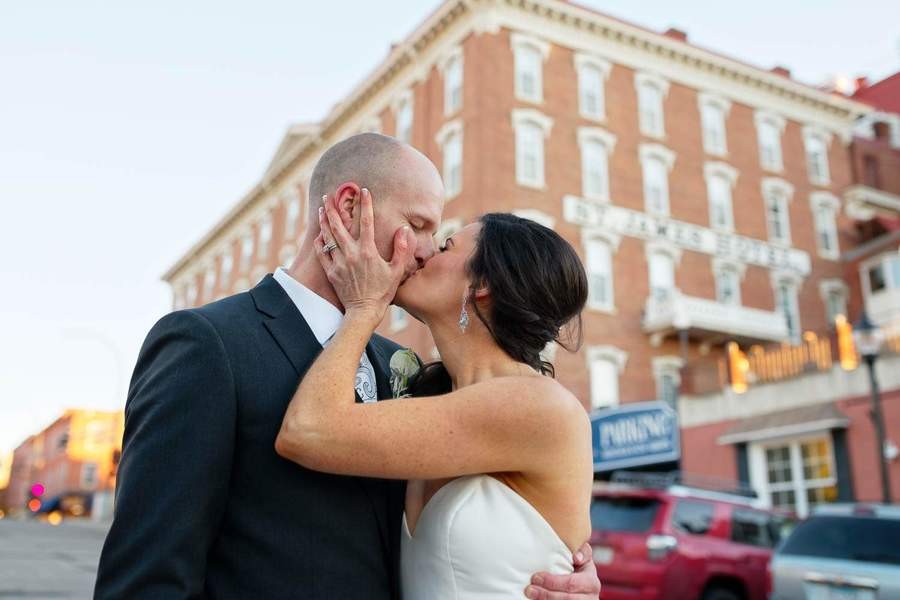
[316, 188, 417, 322]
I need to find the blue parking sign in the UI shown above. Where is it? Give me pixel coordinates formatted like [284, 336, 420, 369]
[591, 401, 681, 472]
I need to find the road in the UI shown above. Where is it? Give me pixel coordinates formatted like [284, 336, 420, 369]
[0, 518, 108, 599]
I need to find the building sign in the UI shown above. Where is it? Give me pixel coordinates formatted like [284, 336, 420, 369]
[564, 195, 811, 275]
[591, 401, 681, 472]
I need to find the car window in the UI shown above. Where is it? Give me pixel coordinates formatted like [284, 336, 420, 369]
[591, 497, 661, 533]
[780, 516, 900, 565]
[672, 500, 714, 535]
[731, 509, 776, 548]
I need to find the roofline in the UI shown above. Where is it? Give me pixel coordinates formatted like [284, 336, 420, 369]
[162, 0, 873, 283]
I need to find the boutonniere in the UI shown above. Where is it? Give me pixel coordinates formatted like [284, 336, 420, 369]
[389, 348, 420, 398]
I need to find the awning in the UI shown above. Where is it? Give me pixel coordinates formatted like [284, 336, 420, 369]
[718, 403, 849, 445]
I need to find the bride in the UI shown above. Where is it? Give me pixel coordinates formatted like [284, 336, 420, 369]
[275, 190, 594, 599]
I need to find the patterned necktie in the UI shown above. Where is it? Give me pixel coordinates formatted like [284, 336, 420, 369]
[324, 335, 378, 403]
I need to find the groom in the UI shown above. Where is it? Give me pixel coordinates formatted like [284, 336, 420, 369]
[95, 133, 601, 599]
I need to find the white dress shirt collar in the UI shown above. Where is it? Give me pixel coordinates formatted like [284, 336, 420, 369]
[273, 267, 343, 345]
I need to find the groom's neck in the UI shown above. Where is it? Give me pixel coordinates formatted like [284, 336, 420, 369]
[286, 240, 344, 312]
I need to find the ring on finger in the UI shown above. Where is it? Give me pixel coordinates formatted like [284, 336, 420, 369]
[321, 241, 339, 255]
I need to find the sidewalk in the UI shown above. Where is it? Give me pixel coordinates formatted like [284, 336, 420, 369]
[0, 518, 109, 599]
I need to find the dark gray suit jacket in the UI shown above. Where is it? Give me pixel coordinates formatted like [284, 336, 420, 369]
[94, 274, 407, 599]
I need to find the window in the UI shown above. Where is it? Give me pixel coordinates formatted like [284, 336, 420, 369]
[810, 192, 840, 259]
[578, 128, 616, 202]
[441, 48, 463, 115]
[241, 233, 255, 270]
[803, 126, 832, 186]
[731, 509, 781, 548]
[512, 209, 555, 229]
[779, 515, 900, 564]
[512, 109, 553, 188]
[203, 267, 216, 300]
[257, 217, 272, 260]
[640, 144, 676, 216]
[511, 33, 549, 103]
[635, 72, 669, 138]
[773, 278, 801, 342]
[590, 497, 661, 533]
[820, 279, 848, 326]
[285, 194, 301, 239]
[585, 238, 615, 311]
[652, 356, 683, 409]
[755, 111, 786, 172]
[81, 462, 98, 489]
[863, 155, 881, 188]
[672, 500, 714, 535]
[762, 438, 838, 517]
[587, 346, 627, 410]
[186, 282, 198, 307]
[762, 178, 794, 245]
[863, 254, 900, 297]
[575, 53, 611, 121]
[648, 251, 675, 301]
[390, 306, 408, 331]
[436, 120, 463, 198]
[704, 162, 738, 231]
[394, 91, 414, 143]
[220, 252, 233, 288]
[698, 93, 731, 156]
[715, 265, 741, 306]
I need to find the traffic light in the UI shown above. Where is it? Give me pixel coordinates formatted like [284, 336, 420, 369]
[727, 342, 749, 394]
[27, 483, 45, 513]
[835, 314, 858, 371]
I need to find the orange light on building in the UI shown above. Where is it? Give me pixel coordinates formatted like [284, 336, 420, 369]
[835, 314, 858, 371]
[727, 342, 749, 394]
[28, 499, 41, 512]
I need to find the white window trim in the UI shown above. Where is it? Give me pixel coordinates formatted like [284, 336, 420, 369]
[697, 92, 732, 156]
[513, 209, 556, 229]
[639, 143, 676, 216]
[761, 177, 795, 246]
[510, 32, 551, 104]
[574, 52, 612, 122]
[750, 434, 837, 518]
[439, 46, 464, 117]
[754, 110, 787, 173]
[802, 124, 833, 187]
[359, 115, 382, 135]
[818, 278, 849, 324]
[577, 126, 617, 203]
[634, 71, 670, 139]
[511, 108, 553, 189]
[652, 355, 684, 405]
[392, 89, 414, 143]
[712, 257, 745, 306]
[435, 119, 464, 199]
[703, 161, 739, 232]
[809, 192, 841, 260]
[257, 216, 272, 260]
[859, 251, 900, 300]
[586, 345, 629, 410]
[582, 229, 621, 313]
[770, 270, 803, 343]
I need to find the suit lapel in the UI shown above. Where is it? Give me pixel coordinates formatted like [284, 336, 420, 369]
[366, 337, 394, 402]
[252, 275, 394, 568]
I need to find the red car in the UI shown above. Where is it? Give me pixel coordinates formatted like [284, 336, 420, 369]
[591, 474, 793, 600]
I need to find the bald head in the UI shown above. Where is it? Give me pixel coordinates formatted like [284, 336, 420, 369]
[307, 133, 440, 224]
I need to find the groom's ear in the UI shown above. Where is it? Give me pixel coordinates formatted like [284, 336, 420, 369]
[330, 182, 362, 235]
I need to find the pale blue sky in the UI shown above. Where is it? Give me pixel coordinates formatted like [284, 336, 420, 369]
[0, 0, 897, 455]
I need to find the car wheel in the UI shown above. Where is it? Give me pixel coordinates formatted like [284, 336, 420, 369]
[701, 587, 741, 600]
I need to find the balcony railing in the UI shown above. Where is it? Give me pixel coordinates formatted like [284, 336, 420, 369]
[642, 290, 788, 344]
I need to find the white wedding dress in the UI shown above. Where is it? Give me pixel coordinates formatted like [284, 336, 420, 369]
[401, 475, 574, 599]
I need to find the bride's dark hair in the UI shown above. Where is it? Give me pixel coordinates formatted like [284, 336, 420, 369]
[409, 213, 588, 396]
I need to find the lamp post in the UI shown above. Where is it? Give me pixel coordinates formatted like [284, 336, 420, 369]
[853, 312, 892, 504]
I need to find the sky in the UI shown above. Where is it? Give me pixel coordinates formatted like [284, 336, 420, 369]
[1, 0, 898, 457]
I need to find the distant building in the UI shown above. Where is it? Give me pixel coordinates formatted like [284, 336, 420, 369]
[7, 410, 124, 517]
[160, 0, 897, 516]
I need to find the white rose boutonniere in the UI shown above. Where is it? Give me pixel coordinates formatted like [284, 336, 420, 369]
[389, 348, 420, 398]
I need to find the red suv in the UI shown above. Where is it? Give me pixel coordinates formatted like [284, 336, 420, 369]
[591, 473, 793, 600]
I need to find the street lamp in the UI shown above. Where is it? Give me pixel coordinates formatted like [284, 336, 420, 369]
[853, 312, 892, 504]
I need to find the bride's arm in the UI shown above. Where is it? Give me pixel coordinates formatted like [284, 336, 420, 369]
[275, 192, 589, 479]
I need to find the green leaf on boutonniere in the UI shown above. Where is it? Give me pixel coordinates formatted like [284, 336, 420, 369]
[389, 348, 420, 398]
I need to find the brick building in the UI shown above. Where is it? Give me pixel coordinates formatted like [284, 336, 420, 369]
[7, 410, 124, 517]
[162, 0, 898, 516]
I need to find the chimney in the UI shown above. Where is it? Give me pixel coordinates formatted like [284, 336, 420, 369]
[855, 76, 869, 91]
[771, 66, 792, 78]
[663, 27, 688, 42]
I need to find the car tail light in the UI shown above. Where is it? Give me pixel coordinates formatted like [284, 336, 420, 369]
[646, 534, 677, 561]
[765, 561, 773, 598]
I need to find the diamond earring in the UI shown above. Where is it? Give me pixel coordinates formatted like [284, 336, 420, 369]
[458, 290, 469, 333]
